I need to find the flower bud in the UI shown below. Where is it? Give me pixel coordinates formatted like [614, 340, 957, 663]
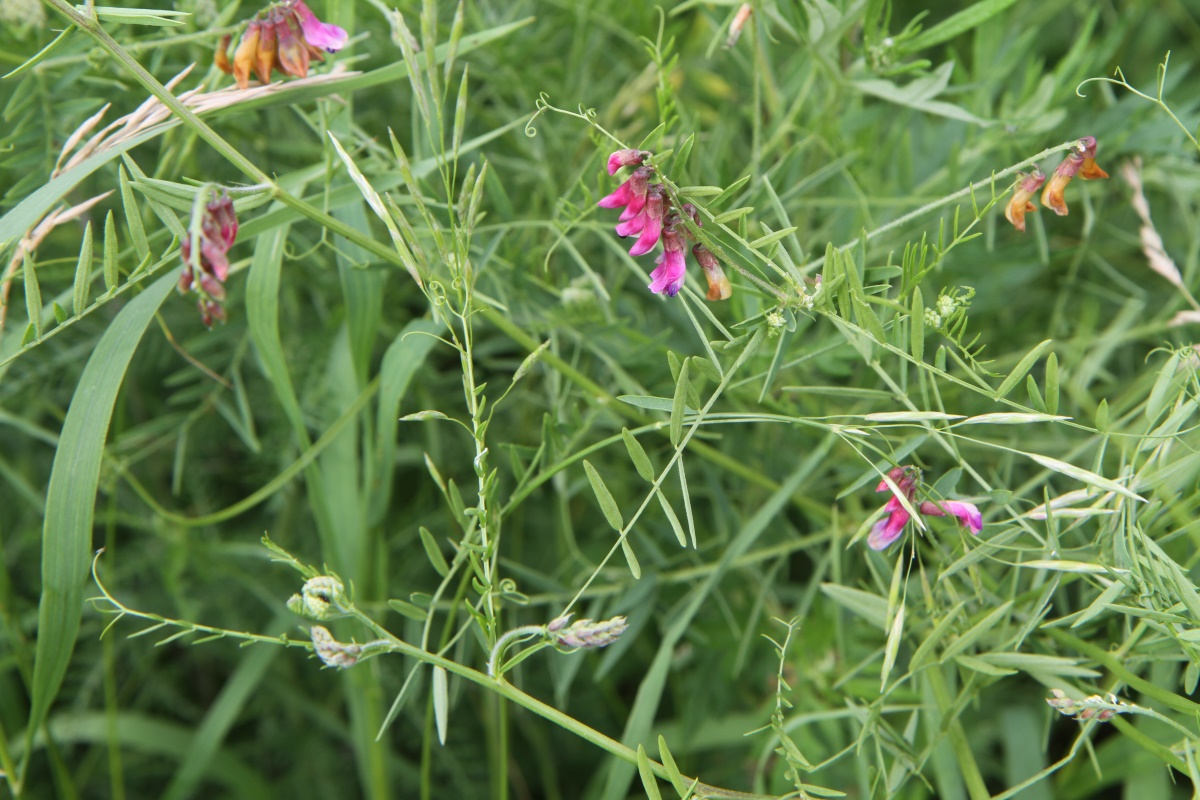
[310, 625, 361, 669]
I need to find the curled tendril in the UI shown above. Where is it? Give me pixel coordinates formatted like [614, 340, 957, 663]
[525, 92, 553, 138]
[523, 92, 624, 148]
[427, 279, 448, 306]
[1075, 52, 1198, 152]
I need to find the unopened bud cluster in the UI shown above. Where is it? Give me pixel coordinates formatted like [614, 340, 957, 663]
[1046, 689, 1131, 722]
[546, 614, 628, 650]
[287, 575, 349, 620]
[310, 625, 361, 669]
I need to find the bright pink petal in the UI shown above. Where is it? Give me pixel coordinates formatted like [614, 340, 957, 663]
[648, 250, 686, 296]
[597, 181, 634, 209]
[615, 208, 647, 237]
[618, 193, 647, 221]
[293, 0, 348, 52]
[920, 500, 982, 534]
[868, 508, 910, 550]
[607, 149, 646, 175]
[628, 216, 662, 256]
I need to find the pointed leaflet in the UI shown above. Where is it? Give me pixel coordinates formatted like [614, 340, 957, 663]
[27, 270, 178, 763]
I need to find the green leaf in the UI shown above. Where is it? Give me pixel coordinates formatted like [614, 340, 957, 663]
[432, 666, 449, 745]
[941, 601, 1013, 662]
[583, 460, 624, 531]
[670, 133, 695, 176]
[656, 490, 687, 548]
[620, 538, 641, 580]
[388, 598, 429, 621]
[708, 175, 751, 208]
[72, 221, 93, 317]
[28, 270, 178, 760]
[820, 584, 888, 629]
[636, 745, 664, 800]
[621, 428, 655, 482]
[901, 0, 1020, 53]
[994, 339, 1052, 400]
[657, 736, 689, 797]
[1044, 352, 1060, 416]
[22, 253, 41, 339]
[119, 165, 150, 261]
[670, 360, 690, 447]
[881, 600, 905, 690]
[102, 210, 119, 294]
[747, 226, 799, 250]
[1023, 452, 1145, 503]
[3, 25, 74, 80]
[419, 527, 449, 577]
[910, 287, 925, 361]
[85, 5, 190, 25]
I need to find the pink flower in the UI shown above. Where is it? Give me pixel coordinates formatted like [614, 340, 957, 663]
[919, 500, 983, 534]
[869, 507, 912, 550]
[627, 187, 665, 256]
[692, 244, 731, 300]
[649, 250, 686, 296]
[865, 466, 983, 550]
[607, 149, 651, 175]
[292, 0, 348, 52]
[597, 166, 651, 216]
[180, 191, 238, 328]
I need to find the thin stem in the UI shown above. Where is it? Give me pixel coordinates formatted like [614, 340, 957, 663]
[798, 140, 1086, 273]
[487, 625, 546, 677]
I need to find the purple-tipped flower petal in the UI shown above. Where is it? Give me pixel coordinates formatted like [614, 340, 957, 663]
[919, 500, 983, 534]
[607, 148, 650, 175]
[292, 0, 348, 52]
[648, 249, 687, 297]
[869, 507, 911, 550]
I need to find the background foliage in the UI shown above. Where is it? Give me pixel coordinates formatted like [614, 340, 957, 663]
[3, 0, 1200, 798]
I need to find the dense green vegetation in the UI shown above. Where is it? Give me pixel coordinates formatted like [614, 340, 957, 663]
[3, 0, 1200, 797]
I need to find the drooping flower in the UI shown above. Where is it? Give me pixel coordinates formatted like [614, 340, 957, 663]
[918, 500, 983, 533]
[607, 149, 651, 176]
[626, 186, 665, 256]
[865, 465, 983, 550]
[230, 20, 260, 90]
[180, 190, 239, 328]
[292, 0, 348, 52]
[1004, 167, 1046, 233]
[1041, 137, 1108, 216]
[693, 244, 732, 300]
[648, 224, 689, 297]
[597, 165, 652, 219]
[215, 0, 346, 88]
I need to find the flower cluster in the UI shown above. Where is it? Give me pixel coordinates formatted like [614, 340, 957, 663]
[597, 150, 732, 301]
[546, 614, 629, 650]
[179, 191, 238, 328]
[215, 0, 347, 90]
[286, 575, 349, 620]
[1005, 136, 1108, 232]
[868, 466, 983, 550]
[1046, 689, 1132, 722]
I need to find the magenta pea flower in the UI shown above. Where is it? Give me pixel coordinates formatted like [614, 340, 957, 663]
[292, 0, 348, 52]
[866, 465, 982, 550]
[648, 225, 688, 296]
[919, 500, 983, 532]
[607, 148, 651, 175]
[598, 165, 652, 220]
[624, 186, 665, 256]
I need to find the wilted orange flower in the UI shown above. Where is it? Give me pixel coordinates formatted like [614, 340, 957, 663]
[1004, 167, 1046, 233]
[216, 0, 347, 89]
[1041, 136, 1108, 216]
